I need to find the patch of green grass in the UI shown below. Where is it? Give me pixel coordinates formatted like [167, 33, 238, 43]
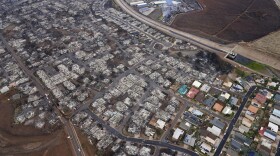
[158, 15, 163, 21]
[235, 68, 246, 77]
[245, 62, 266, 71]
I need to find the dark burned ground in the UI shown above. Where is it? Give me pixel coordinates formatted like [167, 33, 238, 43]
[171, 0, 280, 43]
[189, 51, 233, 74]
[0, 90, 73, 156]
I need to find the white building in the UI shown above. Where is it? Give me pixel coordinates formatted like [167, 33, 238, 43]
[222, 106, 233, 115]
[264, 129, 277, 141]
[0, 86, 9, 94]
[192, 80, 202, 88]
[172, 128, 184, 140]
[207, 126, 221, 137]
[268, 122, 278, 132]
[200, 142, 211, 153]
[156, 119, 166, 129]
[269, 115, 280, 125]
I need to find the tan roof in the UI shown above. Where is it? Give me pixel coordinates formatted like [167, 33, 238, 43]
[213, 103, 224, 112]
[148, 117, 157, 127]
[242, 117, 252, 128]
[251, 99, 261, 107]
[205, 136, 216, 145]
[248, 105, 259, 114]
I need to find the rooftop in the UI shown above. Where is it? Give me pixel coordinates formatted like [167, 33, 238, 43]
[187, 87, 200, 99]
[212, 102, 224, 112]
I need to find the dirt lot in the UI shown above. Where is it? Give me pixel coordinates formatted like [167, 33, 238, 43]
[75, 127, 98, 156]
[148, 8, 162, 21]
[0, 90, 73, 156]
[249, 30, 280, 56]
[171, 0, 280, 43]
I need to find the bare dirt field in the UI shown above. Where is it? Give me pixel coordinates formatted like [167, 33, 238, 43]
[0, 90, 73, 156]
[148, 8, 162, 21]
[75, 127, 98, 156]
[171, 0, 280, 43]
[249, 30, 280, 56]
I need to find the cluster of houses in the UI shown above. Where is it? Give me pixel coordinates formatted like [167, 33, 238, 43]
[0, 41, 59, 130]
[95, 6, 175, 46]
[91, 74, 148, 130]
[72, 111, 154, 155]
[89, 73, 182, 139]
[146, 95, 180, 136]
[168, 105, 228, 155]
[72, 111, 115, 150]
[175, 80, 239, 118]
[258, 91, 280, 156]
[122, 143, 153, 156]
[136, 54, 222, 91]
[226, 88, 280, 156]
[1, 0, 197, 153]
[1, 0, 180, 116]
[1, 0, 280, 155]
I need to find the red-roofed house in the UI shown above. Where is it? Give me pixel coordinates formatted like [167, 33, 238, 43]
[254, 93, 267, 104]
[187, 87, 200, 99]
[259, 127, 266, 136]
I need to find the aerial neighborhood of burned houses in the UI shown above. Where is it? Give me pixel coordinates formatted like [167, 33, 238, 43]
[0, 0, 280, 156]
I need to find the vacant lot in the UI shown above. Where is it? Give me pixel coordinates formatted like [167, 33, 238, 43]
[148, 8, 162, 21]
[75, 127, 98, 156]
[171, 0, 280, 43]
[249, 30, 280, 56]
[0, 90, 73, 156]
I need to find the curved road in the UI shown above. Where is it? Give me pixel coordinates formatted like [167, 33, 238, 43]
[85, 110, 198, 156]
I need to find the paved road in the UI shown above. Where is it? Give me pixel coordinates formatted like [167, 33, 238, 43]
[213, 86, 256, 156]
[160, 103, 187, 141]
[85, 110, 198, 156]
[276, 141, 280, 156]
[0, 32, 85, 156]
[153, 102, 188, 155]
